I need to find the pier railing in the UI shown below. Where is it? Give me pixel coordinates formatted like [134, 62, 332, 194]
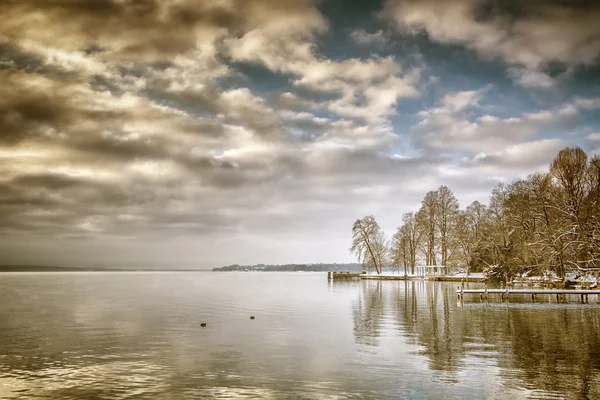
[457, 287, 600, 302]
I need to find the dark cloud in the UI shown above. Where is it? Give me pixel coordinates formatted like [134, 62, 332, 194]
[0, 0, 320, 60]
[0, 69, 127, 145]
[0, 43, 45, 73]
[1, 0, 202, 57]
[0, 168, 182, 237]
[11, 172, 87, 190]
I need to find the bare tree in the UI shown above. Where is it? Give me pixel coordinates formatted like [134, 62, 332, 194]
[528, 172, 569, 277]
[550, 147, 589, 269]
[551, 147, 588, 222]
[474, 183, 514, 279]
[390, 212, 422, 275]
[418, 191, 438, 267]
[504, 178, 539, 273]
[583, 155, 600, 266]
[351, 215, 387, 274]
[353, 147, 600, 280]
[454, 211, 472, 270]
[390, 225, 408, 274]
[402, 212, 421, 274]
[466, 201, 486, 244]
[452, 201, 487, 272]
[435, 186, 459, 273]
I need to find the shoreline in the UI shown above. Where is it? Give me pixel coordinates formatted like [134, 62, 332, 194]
[328, 270, 488, 282]
[360, 275, 487, 282]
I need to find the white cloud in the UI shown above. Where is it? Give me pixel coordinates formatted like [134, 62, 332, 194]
[414, 90, 580, 152]
[440, 89, 483, 111]
[506, 67, 558, 89]
[350, 29, 388, 45]
[462, 139, 570, 173]
[224, 9, 421, 124]
[383, 0, 600, 88]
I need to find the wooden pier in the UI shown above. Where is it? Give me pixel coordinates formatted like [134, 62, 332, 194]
[457, 287, 600, 302]
[327, 271, 362, 280]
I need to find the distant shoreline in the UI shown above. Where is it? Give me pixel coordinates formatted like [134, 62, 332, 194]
[0, 265, 210, 272]
[212, 263, 363, 272]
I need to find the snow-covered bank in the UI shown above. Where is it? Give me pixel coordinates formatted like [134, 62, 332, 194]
[361, 268, 487, 282]
[511, 270, 599, 288]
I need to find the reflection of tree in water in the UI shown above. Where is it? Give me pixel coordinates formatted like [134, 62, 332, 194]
[393, 281, 468, 376]
[391, 282, 600, 397]
[498, 307, 600, 398]
[352, 281, 385, 346]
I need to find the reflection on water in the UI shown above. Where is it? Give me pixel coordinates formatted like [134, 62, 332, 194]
[1, 273, 599, 399]
[353, 280, 600, 399]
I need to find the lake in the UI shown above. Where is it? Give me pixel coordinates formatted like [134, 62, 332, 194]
[1, 272, 599, 399]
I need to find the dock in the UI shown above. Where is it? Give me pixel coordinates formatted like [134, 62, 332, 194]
[361, 275, 408, 280]
[327, 271, 363, 280]
[457, 287, 600, 302]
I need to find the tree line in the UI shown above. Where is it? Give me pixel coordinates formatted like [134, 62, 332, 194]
[351, 147, 600, 280]
[212, 263, 363, 272]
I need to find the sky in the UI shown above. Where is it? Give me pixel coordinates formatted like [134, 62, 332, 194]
[1, 0, 600, 268]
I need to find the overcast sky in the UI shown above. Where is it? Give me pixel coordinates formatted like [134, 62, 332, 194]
[1, 0, 600, 268]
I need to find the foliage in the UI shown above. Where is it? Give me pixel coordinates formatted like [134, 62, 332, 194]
[377, 147, 600, 280]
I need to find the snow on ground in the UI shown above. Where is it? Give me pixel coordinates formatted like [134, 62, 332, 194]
[448, 272, 486, 278]
[364, 268, 597, 283]
[364, 268, 486, 279]
[514, 270, 599, 285]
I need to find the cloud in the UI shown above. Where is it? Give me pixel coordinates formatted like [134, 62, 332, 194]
[383, 0, 600, 87]
[461, 139, 570, 173]
[267, 92, 317, 112]
[440, 89, 483, 111]
[0, 0, 323, 61]
[0, 0, 595, 267]
[0, 61, 302, 240]
[575, 97, 600, 110]
[350, 29, 388, 46]
[223, 8, 421, 123]
[414, 89, 580, 152]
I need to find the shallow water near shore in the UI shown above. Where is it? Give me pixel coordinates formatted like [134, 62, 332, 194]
[1, 271, 599, 399]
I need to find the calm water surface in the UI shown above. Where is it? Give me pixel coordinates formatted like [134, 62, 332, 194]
[1, 272, 600, 399]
